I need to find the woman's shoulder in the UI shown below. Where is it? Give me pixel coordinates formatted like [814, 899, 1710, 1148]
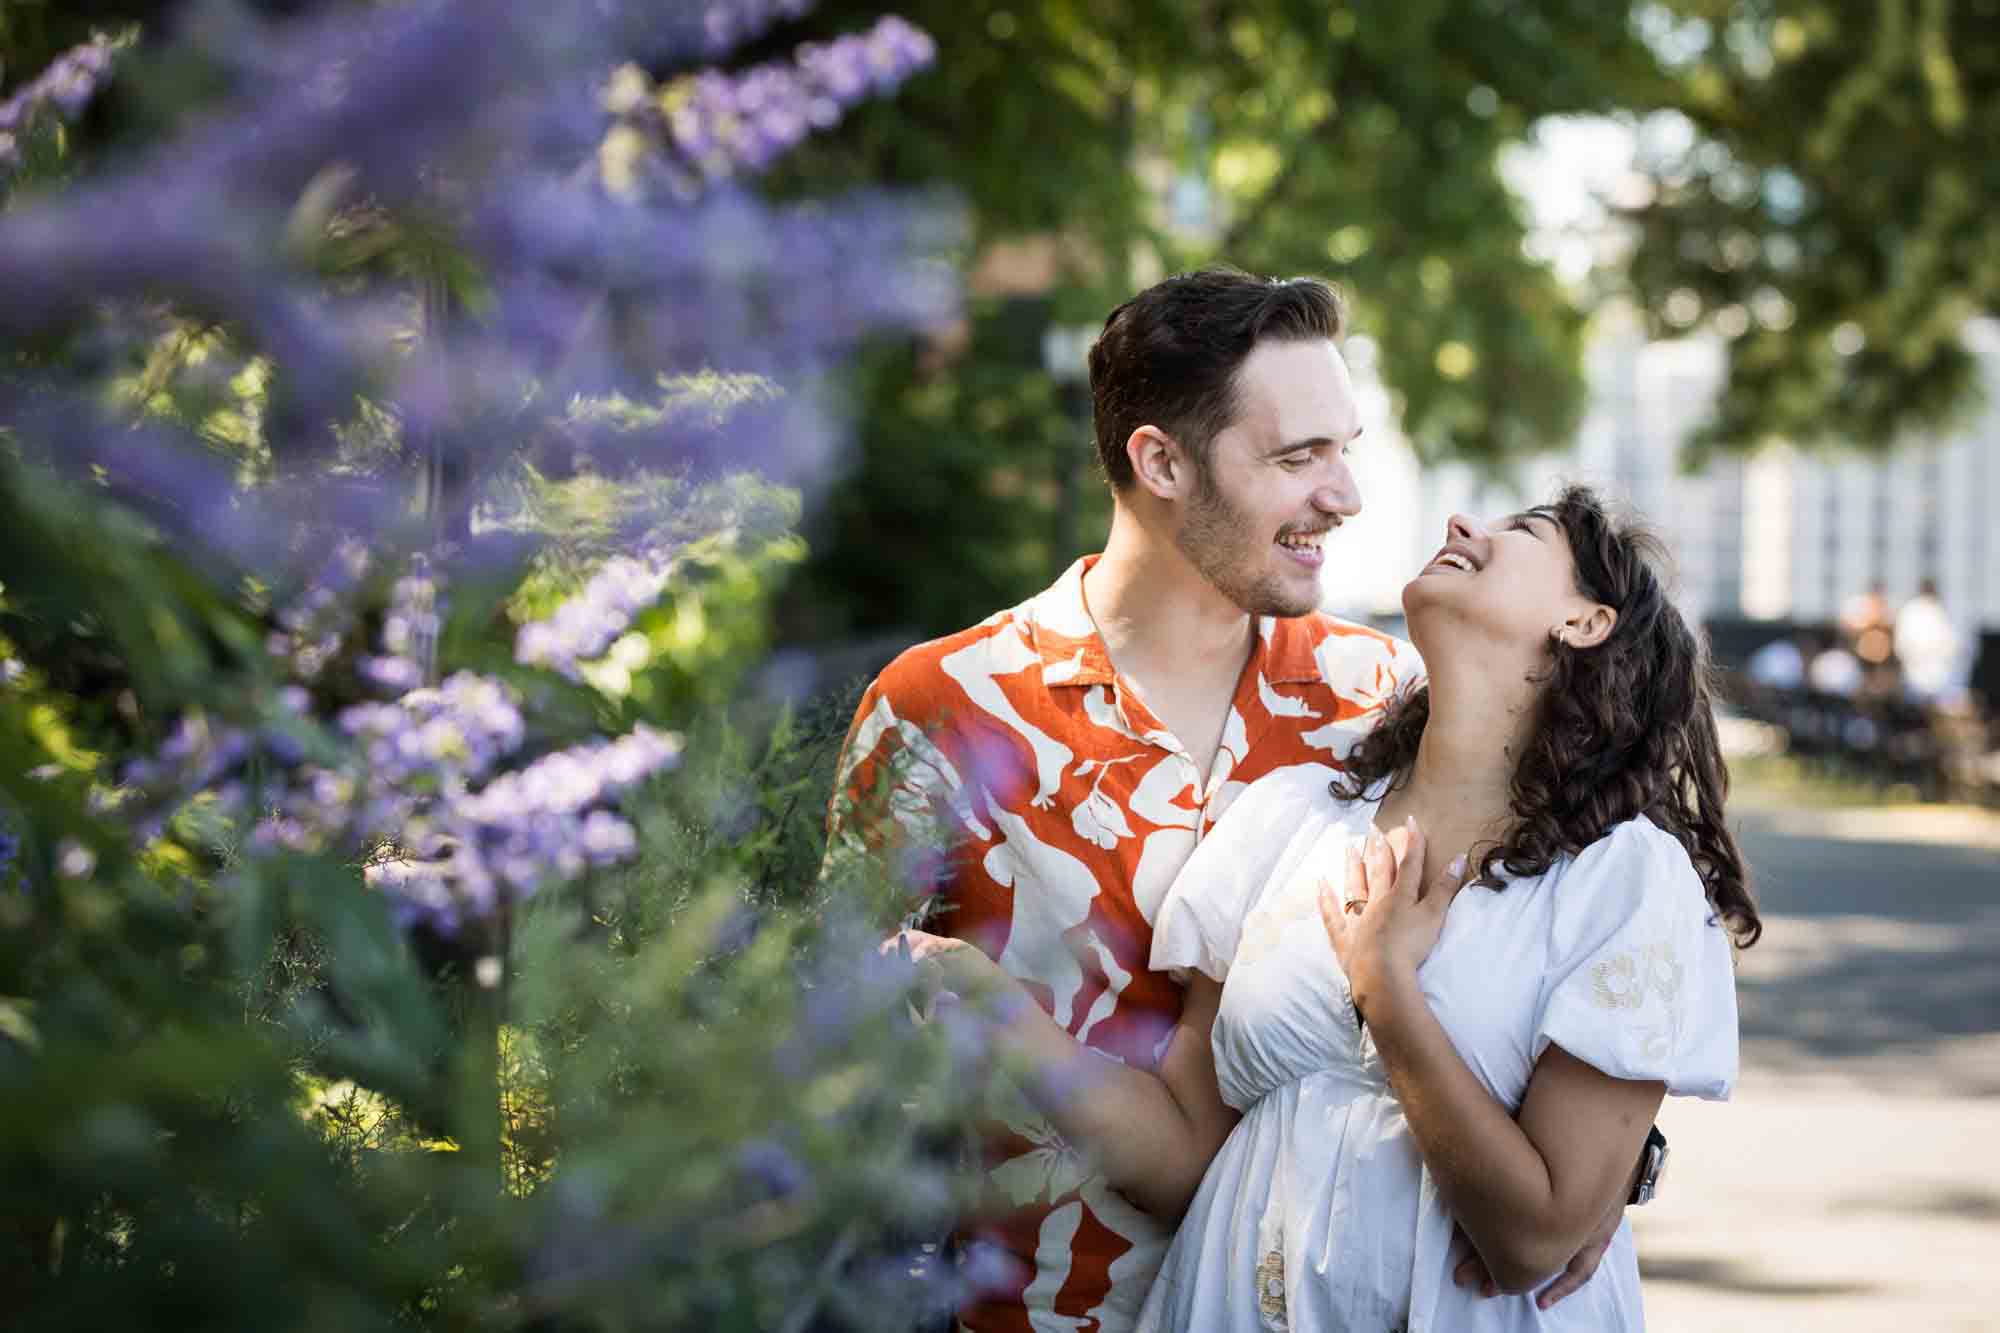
[1561, 815, 1703, 889]
[1541, 815, 1717, 938]
[1533, 816, 1741, 1101]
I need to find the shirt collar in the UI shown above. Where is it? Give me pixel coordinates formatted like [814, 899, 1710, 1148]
[1024, 557, 1118, 687]
[1025, 556, 1324, 688]
[1259, 612, 1325, 684]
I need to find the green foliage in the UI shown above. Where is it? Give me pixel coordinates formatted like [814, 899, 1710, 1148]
[1623, 0, 2000, 457]
[0, 1, 996, 1324]
[785, 305, 1090, 644]
[775, 0, 1667, 640]
[0, 455, 969, 1330]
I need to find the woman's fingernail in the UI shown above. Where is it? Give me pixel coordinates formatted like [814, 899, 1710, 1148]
[1448, 854, 1467, 877]
[1406, 815, 1417, 832]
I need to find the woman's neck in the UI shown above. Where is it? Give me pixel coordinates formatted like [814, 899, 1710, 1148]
[1380, 646, 1540, 861]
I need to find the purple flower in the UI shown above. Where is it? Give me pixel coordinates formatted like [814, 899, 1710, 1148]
[653, 17, 936, 186]
[737, 1137, 810, 1199]
[699, 0, 820, 59]
[338, 718, 680, 931]
[1, 0, 963, 962]
[0, 35, 122, 178]
[578, 809, 638, 863]
[350, 553, 442, 693]
[957, 1239, 1029, 1298]
[515, 553, 673, 679]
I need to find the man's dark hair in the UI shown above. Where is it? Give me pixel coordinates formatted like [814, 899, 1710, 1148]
[1086, 267, 1346, 491]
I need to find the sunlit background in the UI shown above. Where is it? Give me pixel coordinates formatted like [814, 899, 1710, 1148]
[2, 2, 1996, 1329]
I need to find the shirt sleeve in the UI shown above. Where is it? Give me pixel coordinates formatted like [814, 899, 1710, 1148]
[1150, 768, 1333, 983]
[819, 669, 969, 919]
[1532, 817, 1741, 1101]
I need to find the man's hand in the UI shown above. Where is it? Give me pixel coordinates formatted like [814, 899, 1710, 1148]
[1450, 1195, 1621, 1307]
[882, 928, 1010, 1023]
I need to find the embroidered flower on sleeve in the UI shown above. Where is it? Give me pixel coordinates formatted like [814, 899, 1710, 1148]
[1644, 939, 1685, 1004]
[1589, 953, 1646, 1010]
[1586, 940, 1688, 1061]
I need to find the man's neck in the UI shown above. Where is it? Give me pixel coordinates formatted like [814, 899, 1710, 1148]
[1081, 508, 1257, 687]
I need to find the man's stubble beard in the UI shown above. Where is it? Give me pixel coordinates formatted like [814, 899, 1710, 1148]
[1174, 461, 1319, 619]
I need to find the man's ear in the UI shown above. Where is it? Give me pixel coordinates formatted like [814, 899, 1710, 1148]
[1126, 425, 1190, 501]
[1564, 602, 1618, 649]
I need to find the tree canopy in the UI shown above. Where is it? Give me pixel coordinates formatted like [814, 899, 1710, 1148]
[771, 0, 1678, 640]
[1622, 0, 2000, 460]
[8, 1, 1996, 630]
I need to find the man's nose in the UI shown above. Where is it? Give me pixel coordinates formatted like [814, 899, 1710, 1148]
[1316, 464, 1362, 520]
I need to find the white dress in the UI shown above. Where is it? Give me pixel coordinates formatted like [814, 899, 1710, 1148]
[1134, 769, 1740, 1333]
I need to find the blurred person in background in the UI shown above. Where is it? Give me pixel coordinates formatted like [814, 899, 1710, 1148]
[1746, 634, 1806, 694]
[1809, 633, 1865, 699]
[1840, 581, 1894, 667]
[1895, 579, 1964, 707]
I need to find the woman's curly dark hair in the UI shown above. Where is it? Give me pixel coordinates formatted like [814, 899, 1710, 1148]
[1333, 486, 1762, 947]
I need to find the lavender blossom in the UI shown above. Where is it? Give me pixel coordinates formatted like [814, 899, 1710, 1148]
[337, 671, 527, 792]
[698, 0, 821, 58]
[8, 0, 954, 950]
[654, 17, 937, 184]
[0, 0, 951, 582]
[271, 538, 372, 681]
[737, 1137, 810, 1199]
[361, 723, 680, 931]
[358, 556, 441, 692]
[118, 712, 256, 841]
[515, 554, 673, 680]
[0, 35, 120, 177]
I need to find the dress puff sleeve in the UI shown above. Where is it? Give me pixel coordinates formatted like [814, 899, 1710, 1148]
[1532, 816, 1741, 1100]
[1149, 766, 1336, 984]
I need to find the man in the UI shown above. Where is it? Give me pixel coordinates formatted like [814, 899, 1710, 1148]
[827, 269, 1620, 1331]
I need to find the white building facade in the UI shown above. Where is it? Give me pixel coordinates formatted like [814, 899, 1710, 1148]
[1327, 314, 2000, 643]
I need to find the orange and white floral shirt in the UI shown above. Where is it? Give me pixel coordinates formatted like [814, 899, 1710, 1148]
[828, 556, 1421, 1333]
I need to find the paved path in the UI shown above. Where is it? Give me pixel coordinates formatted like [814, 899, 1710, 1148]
[1633, 797, 2000, 1330]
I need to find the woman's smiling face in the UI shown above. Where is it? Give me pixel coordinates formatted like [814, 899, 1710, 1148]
[1402, 507, 1615, 661]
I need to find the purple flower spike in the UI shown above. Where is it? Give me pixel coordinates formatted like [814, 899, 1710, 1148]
[0, 35, 121, 175]
[515, 553, 674, 680]
[651, 16, 935, 187]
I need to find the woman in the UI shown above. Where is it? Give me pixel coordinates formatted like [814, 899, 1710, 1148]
[903, 487, 1759, 1329]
